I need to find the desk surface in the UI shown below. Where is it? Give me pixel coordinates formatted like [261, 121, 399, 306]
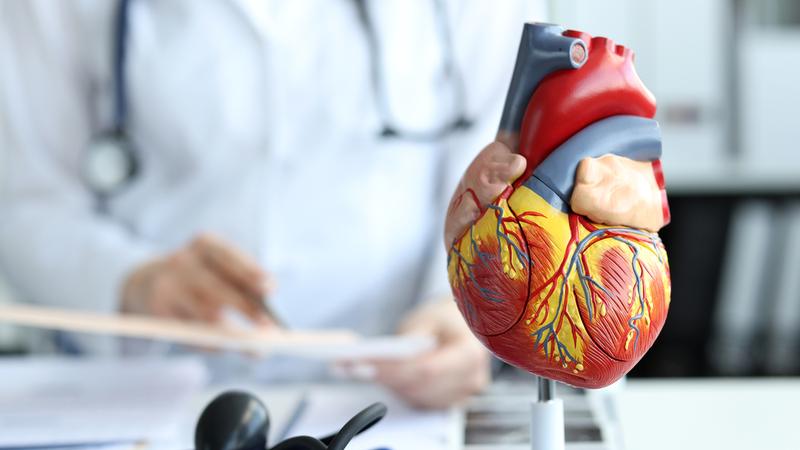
[619, 378, 800, 450]
[97, 377, 800, 450]
[3, 356, 798, 450]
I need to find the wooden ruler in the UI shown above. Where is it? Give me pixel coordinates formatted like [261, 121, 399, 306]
[0, 303, 357, 354]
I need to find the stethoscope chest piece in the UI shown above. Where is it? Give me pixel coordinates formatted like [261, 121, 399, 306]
[83, 131, 137, 196]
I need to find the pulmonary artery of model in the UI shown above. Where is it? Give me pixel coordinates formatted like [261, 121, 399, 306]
[0, 303, 358, 354]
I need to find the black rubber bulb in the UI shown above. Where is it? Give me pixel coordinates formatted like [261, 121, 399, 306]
[195, 391, 270, 450]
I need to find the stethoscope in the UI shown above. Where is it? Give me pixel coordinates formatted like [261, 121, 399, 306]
[84, 0, 472, 196]
[195, 390, 387, 450]
[353, 0, 473, 141]
[83, 0, 137, 197]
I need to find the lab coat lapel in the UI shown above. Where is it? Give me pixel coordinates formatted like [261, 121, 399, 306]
[229, 0, 316, 43]
[229, 0, 278, 41]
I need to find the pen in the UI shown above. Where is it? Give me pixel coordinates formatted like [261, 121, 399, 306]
[258, 296, 286, 328]
[276, 392, 309, 442]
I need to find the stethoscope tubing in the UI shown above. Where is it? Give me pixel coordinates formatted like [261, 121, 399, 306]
[320, 402, 387, 450]
[91, 0, 473, 196]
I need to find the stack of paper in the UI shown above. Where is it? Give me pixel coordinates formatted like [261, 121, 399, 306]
[0, 357, 208, 448]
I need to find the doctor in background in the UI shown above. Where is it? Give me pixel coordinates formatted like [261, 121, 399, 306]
[0, 0, 543, 408]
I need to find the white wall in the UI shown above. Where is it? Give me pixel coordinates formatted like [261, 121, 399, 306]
[548, 0, 800, 193]
[740, 29, 800, 173]
[0, 98, 24, 351]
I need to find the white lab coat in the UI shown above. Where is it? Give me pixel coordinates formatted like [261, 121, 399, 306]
[0, 1, 543, 356]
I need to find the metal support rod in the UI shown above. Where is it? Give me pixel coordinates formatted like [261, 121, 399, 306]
[537, 376, 556, 402]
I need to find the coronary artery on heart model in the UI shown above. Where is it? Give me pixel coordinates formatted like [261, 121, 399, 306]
[444, 23, 671, 389]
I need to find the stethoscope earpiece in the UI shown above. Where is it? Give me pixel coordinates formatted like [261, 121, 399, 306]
[195, 391, 386, 450]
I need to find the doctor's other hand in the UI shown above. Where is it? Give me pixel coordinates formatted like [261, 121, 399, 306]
[120, 233, 276, 325]
[366, 298, 490, 409]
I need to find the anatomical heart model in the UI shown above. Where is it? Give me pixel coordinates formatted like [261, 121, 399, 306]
[445, 23, 671, 389]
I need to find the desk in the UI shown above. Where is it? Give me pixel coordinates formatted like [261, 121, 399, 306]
[182, 378, 615, 450]
[121, 378, 800, 449]
[5, 357, 797, 449]
[619, 378, 800, 450]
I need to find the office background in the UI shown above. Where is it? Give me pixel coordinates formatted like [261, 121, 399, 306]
[2, 0, 800, 379]
[548, 0, 800, 378]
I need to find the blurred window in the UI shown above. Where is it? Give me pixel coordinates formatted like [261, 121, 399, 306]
[743, 0, 800, 28]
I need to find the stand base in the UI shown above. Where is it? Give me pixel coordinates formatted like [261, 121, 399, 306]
[530, 398, 565, 450]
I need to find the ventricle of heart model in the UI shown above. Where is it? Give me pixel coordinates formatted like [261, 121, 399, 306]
[445, 23, 671, 389]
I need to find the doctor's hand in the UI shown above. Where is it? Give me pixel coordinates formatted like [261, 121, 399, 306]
[365, 299, 491, 410]
[120, 233, 276, 325]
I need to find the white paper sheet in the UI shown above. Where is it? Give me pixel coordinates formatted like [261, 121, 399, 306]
[287, 385, 457, 450]
[0, 357, 208, 448]
[285, 334, 436, 360]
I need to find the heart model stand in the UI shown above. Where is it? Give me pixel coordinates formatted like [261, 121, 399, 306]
[531, 377, 565, 450]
